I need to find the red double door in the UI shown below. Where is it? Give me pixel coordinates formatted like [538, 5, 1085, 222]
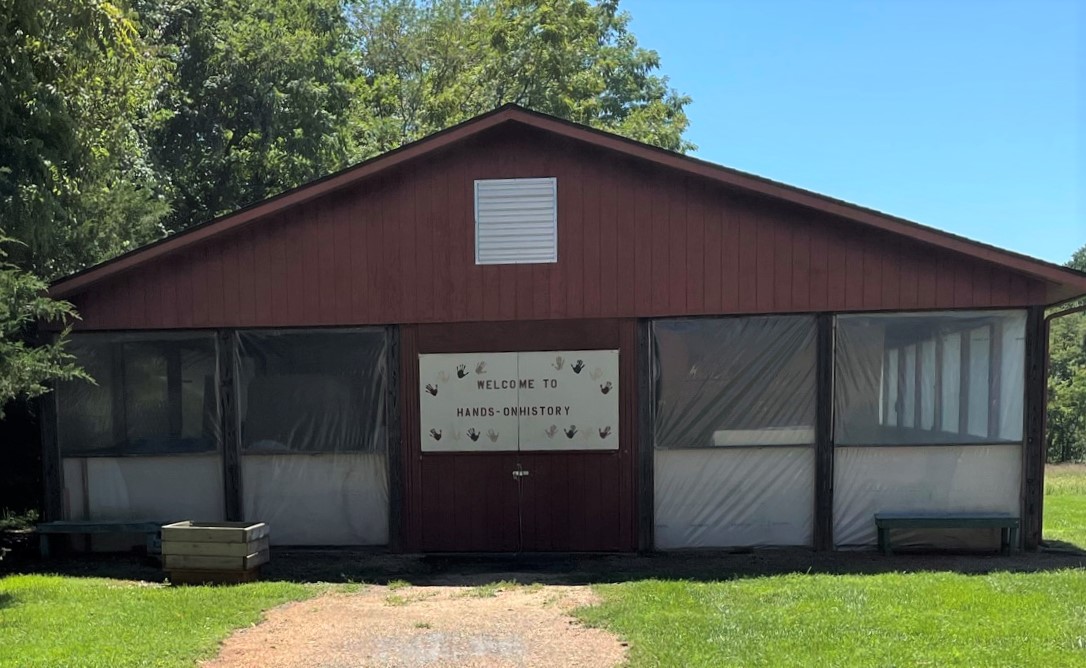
[403, 319, 638, 553]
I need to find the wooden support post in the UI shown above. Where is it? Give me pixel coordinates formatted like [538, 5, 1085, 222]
[637, 320, 655, 553]
[1022, 307, 1046, 550]
[385, 326, 404, 552]
[814, 313, 835, 551]
[218, 331, 242, 522]
[39, 388, 62, 522]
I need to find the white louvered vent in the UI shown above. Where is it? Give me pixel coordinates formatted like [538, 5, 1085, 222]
[475, 178, 557, 265]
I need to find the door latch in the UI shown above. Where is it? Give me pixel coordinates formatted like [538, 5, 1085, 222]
[512, 468, 530, 478]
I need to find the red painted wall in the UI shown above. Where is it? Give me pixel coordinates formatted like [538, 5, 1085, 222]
[68, 126, 1048, 330]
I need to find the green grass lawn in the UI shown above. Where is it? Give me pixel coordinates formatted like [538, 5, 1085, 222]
[1045, 464, 1086, 547]
[577, 464, 1086, 667]
[0, 575, 312, 668]
[579, 570, 1086, 667]
[1, 466, 1083, 667]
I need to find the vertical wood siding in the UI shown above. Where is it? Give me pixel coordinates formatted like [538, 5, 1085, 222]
[402, 318, 637, 552]
[69, 128, 1050, 330]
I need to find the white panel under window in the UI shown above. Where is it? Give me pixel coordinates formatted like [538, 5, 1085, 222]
[833, 445, 1021, 548]
[475, 178, 557, 264]
[655, 447, 814, 548]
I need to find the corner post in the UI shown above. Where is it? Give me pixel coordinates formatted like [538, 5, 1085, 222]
[814, 313, 835, 551]
[1022, 306, 1047, 550]
[39, 388, 62, 522]
[218, 330, 242, 522]
[637, 319, 655, 553]
[385, 326, 403, 551]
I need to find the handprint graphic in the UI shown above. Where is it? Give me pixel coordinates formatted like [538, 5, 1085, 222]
[571, 360, 585, 374]
[600, 381, 613, 394]
[552, 355, 565, 370]
[564, 425, 578, 439]
[437, 370, 450, 383]
[467, 428, 481, 442]
[599, 426, 612, 438]
[544, 425, 558, 438]
[475, 361, 488, 374]
[589, 367, 604, 381]
[429, 428, 443, 441]
[486, 429, 500, 442]
[456, 364, 469, 379]
[425, 384, 439, 396]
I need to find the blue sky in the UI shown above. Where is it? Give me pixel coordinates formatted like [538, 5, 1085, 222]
[621, 0, 1083, 264]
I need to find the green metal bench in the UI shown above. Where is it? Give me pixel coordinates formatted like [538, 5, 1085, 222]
[37, 521, 165, 558]
[875, 512, 1019, 555]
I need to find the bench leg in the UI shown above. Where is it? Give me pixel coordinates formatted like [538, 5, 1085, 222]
[878, 528, 892, 555]
[39, 534, 50, 559]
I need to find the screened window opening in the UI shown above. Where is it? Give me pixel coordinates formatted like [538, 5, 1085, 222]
[835, 310, 1026, 445]
[652, 316, 817, 448]
[237, 329, 387, 453]
[57, 333, 220, 456]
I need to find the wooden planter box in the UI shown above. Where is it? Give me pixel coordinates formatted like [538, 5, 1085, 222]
[161, 521, 270, 585]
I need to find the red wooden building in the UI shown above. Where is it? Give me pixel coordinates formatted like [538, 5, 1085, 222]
[45, 105, 1086, 553]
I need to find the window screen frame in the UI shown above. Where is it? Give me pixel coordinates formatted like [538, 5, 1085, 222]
[650, 314, 819, 450]
[235, 327, 390, 455]
[56, 330, 222, 458]
[834, 309, 1027, 448]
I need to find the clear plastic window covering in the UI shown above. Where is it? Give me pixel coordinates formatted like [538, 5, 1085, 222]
[835, 310, 1026, 445]
[237, 329, 388, 453]
[56, 332, 221, 456]
[652, 316, 817, 448]
[655, 447, 815, 548]
[833, 445, 1021, 548]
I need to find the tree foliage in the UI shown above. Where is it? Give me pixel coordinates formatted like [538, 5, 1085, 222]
[0, 0, 691, 409]
[348, 0, 693, 159]
[0, 234, 87, 414]
[1047, 247, 1086, 462]
[0, 0, 168, 279]
[136, 0, 358, 231]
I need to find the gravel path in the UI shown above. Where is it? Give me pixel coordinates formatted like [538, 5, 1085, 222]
[201, 584, 626, 668]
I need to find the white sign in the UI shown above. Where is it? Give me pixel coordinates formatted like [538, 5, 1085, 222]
[419, 350, 619, 452]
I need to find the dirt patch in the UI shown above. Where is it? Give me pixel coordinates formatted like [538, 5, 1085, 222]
[201, 584, 625, 668]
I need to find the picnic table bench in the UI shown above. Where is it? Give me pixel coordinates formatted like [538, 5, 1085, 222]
[37, 520, 165, 558]
[875, 512, 1019, 555]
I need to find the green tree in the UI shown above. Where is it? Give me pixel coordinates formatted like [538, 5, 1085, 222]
[0, 234, 87, 414]
[137, 0, 358, 232]
[1047, 245, 1086, 462]
[0, 0, 168, 279]
[347, 0, 693, 159]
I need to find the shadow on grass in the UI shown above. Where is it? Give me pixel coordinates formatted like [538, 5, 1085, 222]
[4, 542, 1084, 588]
[0, 592, 14, 609]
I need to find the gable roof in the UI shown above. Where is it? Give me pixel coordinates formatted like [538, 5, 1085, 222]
[50, 104, 1086, 303]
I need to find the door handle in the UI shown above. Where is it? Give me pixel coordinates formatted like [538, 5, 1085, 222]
[512, 469, 530, 478]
